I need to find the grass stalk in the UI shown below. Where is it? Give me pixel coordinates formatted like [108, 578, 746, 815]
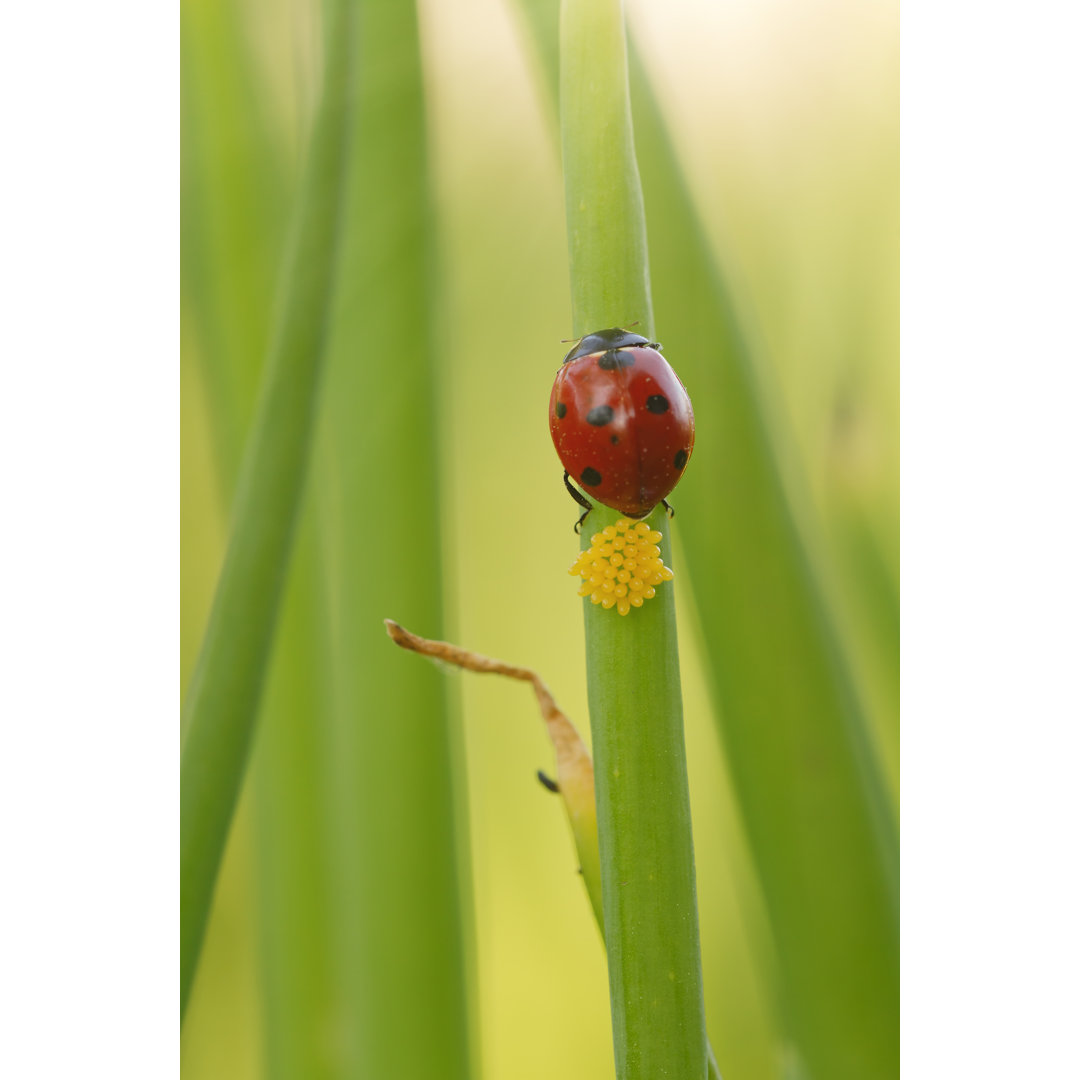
[627, 44, 899, 1080]
[512, 3, 899, 1072]
[314, 0, 473, 1075]
[179, 0, 353, 1020]
[252, 519, 338, 1080]
[181, 0, 339, 1068]
[180, 0, 287, 483]
[561, 2, 707, 1077]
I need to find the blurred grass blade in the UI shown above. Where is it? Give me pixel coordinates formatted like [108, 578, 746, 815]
[826, 494, 900, 798]
[627, 41, 899, 1080]
[180, 0, 288, 483]
[561, 1, 708, 1078]
[315, 1, 473, 1076]
[179, 0, 353, 1021]
[253, 514, 339, 1080]
[181, 0, 340, 1071]
[513, 0, 560, 105]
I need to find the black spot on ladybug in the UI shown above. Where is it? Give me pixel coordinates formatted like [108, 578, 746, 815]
[581, 467, 603, 487]
[598, 349, 635, 371]
[674, 449, 688, 470]
[586, 404, 615, 426]
[646, 394, 670, 414]
[555, 401, 567, 419]
[610, 434, 619, 445]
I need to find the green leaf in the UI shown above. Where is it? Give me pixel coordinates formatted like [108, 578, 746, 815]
[312, 0, 474, 1075]
[179, 0, 354, 1020]
[253, 516, 340, 1080]
[181, 0, 339, 1070]
[180, 0, 288, 483]
[628, 42, 899, 1080]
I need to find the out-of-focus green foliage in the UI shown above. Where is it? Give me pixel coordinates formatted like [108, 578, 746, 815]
[180, 0, 354, 1020]
[182, 0, 473, 1074]
[313, 0, 474, 1075]
[181, 0, 898, 1076]
[181, 0, 339, 1072]
[180, 0, 289, 482]
[631, 55, 899, 1080]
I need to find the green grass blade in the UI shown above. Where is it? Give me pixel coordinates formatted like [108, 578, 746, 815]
[561, 2, 708, 1078]
[180, 0, 288, 481]
[253, 516, 339, 1080]
[627, 44, 899, 1080]
[314, 0, 473, 1076]
[181, 0, 340, 1070]
[179, 0, 354, 1021]
[513, 0, 560, 104]
[826, 496, 900, 799]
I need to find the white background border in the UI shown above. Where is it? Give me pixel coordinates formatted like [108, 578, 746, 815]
[0, 1, 177, 1074]
[903, 1, 1079, 1075]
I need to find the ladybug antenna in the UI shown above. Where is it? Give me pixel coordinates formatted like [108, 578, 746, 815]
[559, 335, 578, 344]
[624, 320, 640, 329]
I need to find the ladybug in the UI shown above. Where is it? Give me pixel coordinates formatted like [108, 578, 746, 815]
[549, 327, 695, 530]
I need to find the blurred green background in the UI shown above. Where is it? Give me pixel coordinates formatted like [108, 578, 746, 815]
[181, 0, 898, 1077]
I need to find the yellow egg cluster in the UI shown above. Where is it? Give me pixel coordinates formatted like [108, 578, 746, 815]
[569, 518, 674, 615]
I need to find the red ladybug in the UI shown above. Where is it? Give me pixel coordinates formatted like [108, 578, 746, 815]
[549, 327, 695, 529]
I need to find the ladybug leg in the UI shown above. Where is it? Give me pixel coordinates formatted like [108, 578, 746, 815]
[563, 471, 593, 533]
[661, 498, 675, 519]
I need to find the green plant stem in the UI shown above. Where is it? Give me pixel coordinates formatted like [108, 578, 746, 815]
[562, 1, 707, 1077]
[627, 44, 899, 1080]
[561, 0, 651, 333]
[179, 0, 352, 1020]
[314, 0, 473, 1075]
[514, 4, 898, 1073]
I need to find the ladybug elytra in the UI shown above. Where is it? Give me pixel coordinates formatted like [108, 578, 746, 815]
[549, 327, 695, 529]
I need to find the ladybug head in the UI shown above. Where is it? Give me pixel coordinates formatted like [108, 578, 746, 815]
[562, 327, 657, 364]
